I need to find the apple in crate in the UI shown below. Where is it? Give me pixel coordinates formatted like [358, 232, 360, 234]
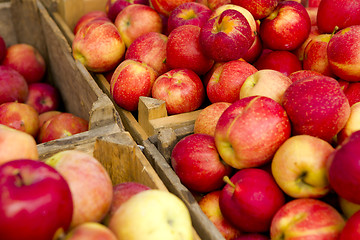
[110, 59, 157, 112]
[73, 10, 110, 35]
[45, 150, 113, 228]
[2, 43, 46, 84]
[166, 24, 214, 76]
[0, 35, 6, 62]
[215, 96, 291, 169]
[220, 168, 286, 233]
[0, 65, 28, 104]
[327, 25, 360, 82]
[167, 2, 212, 33]
[270, 198, 346, 240]
[115, 4, 163, 48]
[106, 0, 149, 22]
[38, 110, 61, 128]
[64, 222, 117, 240]
[198, 190, 242, 240]
[259, 1, 311, 51]
[25, 82, 60, 114]
[0, 124, 38, 165]
[282, 75, 350, 142]
[0, 159, 73, 240]
[152, 68, 205, 115]
[149, 0, 193, 16]
[37, 112, 88, 143]
[72, 19, 125, 73]
[171, 133, 233, 193]
[0, 101, 39, 137]
[231, 0, 279, 20]
[271, 135, 334, 199]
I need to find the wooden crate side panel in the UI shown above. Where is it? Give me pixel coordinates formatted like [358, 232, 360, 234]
[0, 2, 17, 46]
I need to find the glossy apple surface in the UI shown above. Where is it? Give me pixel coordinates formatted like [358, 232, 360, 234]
[0, 65, 28, 104]
[25, 82, 60, 114]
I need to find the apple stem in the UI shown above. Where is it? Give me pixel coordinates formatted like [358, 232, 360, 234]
[223, 176, 236, 188]
[331, 26, 339, 37]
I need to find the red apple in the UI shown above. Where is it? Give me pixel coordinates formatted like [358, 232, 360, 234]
[64, 222, 117, 240]
[149, 0, 194, 16]
[231, 0, 279, 20]
[308, 0, 321, 8]
[220, 168, 285, 233]
[343, 82, 360, 107]
[215, 96, 291, 169]
[72, 19, 125, 73]
[288, 69, 322, 83]
[0, 102, 39, 137]
[270, 198, 346, 239]
[171, 133, 233, 193]
[282, 75, 350, 142]
[206, 59, 258, 104]
[167, 2, 212, 33]
[25, 82, 60, 114]
[202, 0, 231, 11]
[166, 24, 214, 76]
[339, 210, 360, 240]
[45, 150, 113, 228]
[106, 0, 149, 22]
[38, 110, 62, 128]
[259, 1, 311, 51]
[337, 102, 360, 145]
[0, 35, 6, 63]
[110, 59, 157, 112]
[73, 10, 110, 35]
[2, 43, 46, 84]
[114, 4, 163, 48]
[37, 112, 88, 143]
[0, 65, 28, 104]
[0, 159, 73, 240]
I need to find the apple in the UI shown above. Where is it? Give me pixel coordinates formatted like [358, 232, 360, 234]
[220, 168, 286, 233]
[231, 0, 279, 20]
[233, 233, 269, 240]
[114, 4, 163, 48]
[206, 59, 258, 104]
[0, 159, 73, 240]
[282, 75, 351, 142]
[38, 110, 62, 128]
[108, 189, 193, 240]
[270, 198, 346, 239]
[167, 2, 212, 33]
[63, 222, 117, 240]
[166, 24, 214, 76]
[0, 101, 39, 137]
[271, 135, 334, 199]
[194, 102, 231, 137]
[110, 59, 157, 112]
[149, 0, 194, 16]
[72, 19, 125, 73]
[198, 190, 242, 240]
[199, 9, 255, 62]
[201, 0, 231, 11]
[106, 0, 149, 22]
[316, 0, 360, 34]
[171, 133, 233, 193]
[292, 25, 320, 62]
[45, 150, 113, 228]
[327, 25, 360, 82]
[339, 197, 360, 220]
[240, 69, 292, 104]
[259, 0, 311, 51]
[339, 210, 360, 240]
[125, 31, 169, 76]
[0, 35, 6, 63]
[343, 82, 360, 107]
[73, 10, 110, 35]
[0, 65, 28, 104]
[215, 96, 291, 169]
[327, 130, 360, 205]
[288, 69, 322, 83]
[37, 112, 88, 143]
[25, 82, 60, 114]
[0, 124, 38, 165]
[253, 50, 302, 76]
[337, 102, 360, 145]
[308, 0, 321, 8]
[2, 43, 46, 84]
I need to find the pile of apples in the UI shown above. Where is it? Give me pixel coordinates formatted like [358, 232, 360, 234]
[70, 0, 360, 239]
[0, 37, 89, 143]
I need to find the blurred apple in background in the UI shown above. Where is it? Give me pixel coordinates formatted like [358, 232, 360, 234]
[2, 43, 46, 84]
[270, 198, 345, 240]
[45, 150, 113, 228]
[206, 59, 258, 104]
[198, 190, 242, 240]
[343, 82, 360, 107]
[114, 4, 162, 48]
[166, 24, 214, 76]
[0, 101, 39, 137]
[110, 59, 157, 112]
[337, 102, 360, 145]
[215, 96, 291, 169]
[73, 10, 110, 35]
[0, 35, 6, 62]
[167, 2, 212, 33]
[231, 0, 279, 20]
[194, 102, 231, 136]
[171, 133, 233, 193]
[288, 69, 322, 83]
[0, 159, 73, 240]
[339, 197, 360, 220]
[64, 222, 117, 240]
[0, 65, 28, 104]
[38, 110, 62, 128]
[220, 168, 285, 233]
[339, 210, 360, 240]
[259, 1, 311, 51]
[282, 75, 350, 142]
[25, 82, 60, 114]
[151, 68, 205, 115]
[106, 0, 149, 22]
[149, 0, 193, 16]
[0, 124, 38, 165]
[72, 19, 125, 73]
[125, 31, 168, 76]
[37, 112, 88, 143]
